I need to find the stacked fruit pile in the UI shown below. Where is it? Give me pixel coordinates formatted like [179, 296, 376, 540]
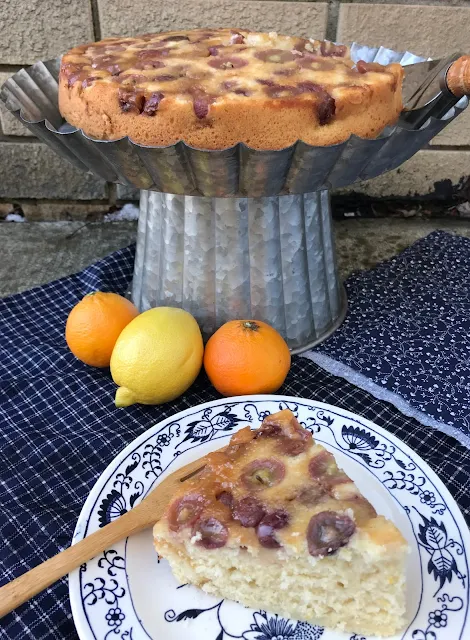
[65, 292, 291, 406]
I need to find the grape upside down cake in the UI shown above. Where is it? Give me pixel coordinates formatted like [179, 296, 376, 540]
[59, 29, 404, 149]
[153, 409, 409, 637]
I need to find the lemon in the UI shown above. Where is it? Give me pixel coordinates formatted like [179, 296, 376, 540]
[110, 307, 204, 406]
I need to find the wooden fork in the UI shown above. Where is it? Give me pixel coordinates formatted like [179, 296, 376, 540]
[0, 450, 214, 618]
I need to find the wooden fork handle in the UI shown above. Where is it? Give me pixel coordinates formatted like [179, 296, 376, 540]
[0, 505, 153, 619]
[446, 56, 470, 97]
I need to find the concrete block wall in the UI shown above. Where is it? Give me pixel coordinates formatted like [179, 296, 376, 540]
[1, 1, 470, 218]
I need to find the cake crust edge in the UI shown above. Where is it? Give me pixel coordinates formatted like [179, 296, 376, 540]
[58, 29, 404, 150]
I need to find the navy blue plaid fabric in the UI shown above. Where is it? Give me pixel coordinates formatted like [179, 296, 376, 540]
[0, 246, 469, 640]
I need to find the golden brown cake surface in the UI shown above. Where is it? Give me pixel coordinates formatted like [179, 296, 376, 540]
[59, 29, 404, 149]
[153, 409, 409, 637]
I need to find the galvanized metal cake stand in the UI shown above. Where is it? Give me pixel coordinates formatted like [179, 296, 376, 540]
[1, 44, 468, 352]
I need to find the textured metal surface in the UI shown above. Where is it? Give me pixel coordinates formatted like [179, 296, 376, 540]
[2, 43, 467, 352]
[1, 45, 468, 197]
[132, 190, 347, 353]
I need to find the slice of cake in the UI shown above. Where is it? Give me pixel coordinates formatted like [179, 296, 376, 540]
[153, 409, 408, 637]
[58, 28, 403, 149]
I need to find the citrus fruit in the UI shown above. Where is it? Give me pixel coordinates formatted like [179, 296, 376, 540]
[203, 319, 291, 396]
[110, 307, 204, 406]
[65, 291, 139, 368]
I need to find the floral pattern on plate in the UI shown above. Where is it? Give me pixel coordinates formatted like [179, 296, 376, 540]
[69, 396, 470, 640]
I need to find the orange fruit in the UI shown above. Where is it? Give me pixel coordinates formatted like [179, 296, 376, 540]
[204, 319, 291, 396]
[65, 292, 139, 367]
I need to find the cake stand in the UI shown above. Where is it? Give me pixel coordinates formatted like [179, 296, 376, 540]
[1, 43, 468, 352]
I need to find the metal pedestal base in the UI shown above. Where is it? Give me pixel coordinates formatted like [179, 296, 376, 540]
[132, 190, 347, 354]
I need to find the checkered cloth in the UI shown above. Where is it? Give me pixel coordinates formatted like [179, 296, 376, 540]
[0, 246, 469, 640]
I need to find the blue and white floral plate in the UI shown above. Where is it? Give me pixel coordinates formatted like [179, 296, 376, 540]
[69, 396, 469, 640]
